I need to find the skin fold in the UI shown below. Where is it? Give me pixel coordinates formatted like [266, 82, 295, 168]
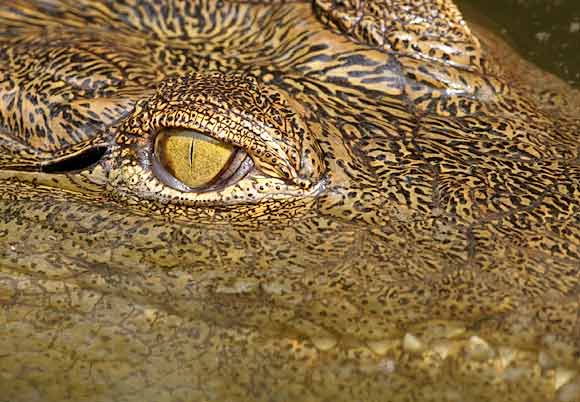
[0, 1, 579, 401]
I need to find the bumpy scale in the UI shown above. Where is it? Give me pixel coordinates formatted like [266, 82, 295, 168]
[0, 1, 579, 401]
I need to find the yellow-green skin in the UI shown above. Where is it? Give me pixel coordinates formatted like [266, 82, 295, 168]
[1, 1, 579, 401]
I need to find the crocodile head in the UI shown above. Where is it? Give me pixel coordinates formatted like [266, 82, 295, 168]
[1, 1, 579, 401]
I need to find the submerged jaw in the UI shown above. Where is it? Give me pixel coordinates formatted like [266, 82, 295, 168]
[1, 180, 579, 402]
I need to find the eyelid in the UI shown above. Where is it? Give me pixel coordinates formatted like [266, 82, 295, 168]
[153, 108, 302, 182]
[118, 73, 324, 190]
[125, 111, 307, 188]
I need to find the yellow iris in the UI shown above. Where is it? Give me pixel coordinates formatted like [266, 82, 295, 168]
[155, 128, 234, 188]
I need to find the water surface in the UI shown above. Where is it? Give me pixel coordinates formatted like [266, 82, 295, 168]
[459, 0, 580, 87]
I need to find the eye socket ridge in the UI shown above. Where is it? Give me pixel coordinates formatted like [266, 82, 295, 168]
[151, 127, 254, 193]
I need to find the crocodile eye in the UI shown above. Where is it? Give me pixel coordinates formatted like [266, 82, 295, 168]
[153, 128, 252, 192]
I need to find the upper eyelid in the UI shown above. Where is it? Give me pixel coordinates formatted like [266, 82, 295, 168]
[118, 73, 324, 189]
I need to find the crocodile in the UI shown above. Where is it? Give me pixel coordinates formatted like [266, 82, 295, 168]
[0, 1, 579, 401]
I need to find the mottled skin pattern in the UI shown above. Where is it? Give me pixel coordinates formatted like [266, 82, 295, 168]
[0, 1, 580, 401]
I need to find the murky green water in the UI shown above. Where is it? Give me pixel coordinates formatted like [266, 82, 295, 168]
[458, 0, 580, 87]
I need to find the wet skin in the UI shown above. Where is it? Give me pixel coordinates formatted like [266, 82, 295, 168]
[1, 1, 580, 401]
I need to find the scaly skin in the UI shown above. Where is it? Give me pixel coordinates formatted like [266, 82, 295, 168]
[0, 1, 579, 401]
